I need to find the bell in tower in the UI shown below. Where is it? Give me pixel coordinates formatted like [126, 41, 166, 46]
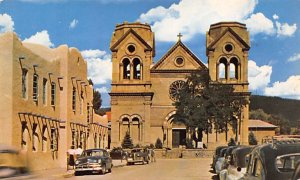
[206, 22, 251, 145]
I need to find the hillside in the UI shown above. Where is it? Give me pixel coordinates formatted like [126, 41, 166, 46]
[250, 95, 300, 127]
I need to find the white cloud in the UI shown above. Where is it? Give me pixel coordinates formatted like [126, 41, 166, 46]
[23, 30, 54, 47]
[96, 87, 109, 93]
[244, 13, 274, 35]
[138, 0, 258, 42]
[275, 21, 297, 37]
[0, 13, 14, 34]
[265, 75, 300, 100]
[81, 49, 112, 85]
[248, 60, 272, 91]
[273, 14, 279, 20]
[138, 0, 297, 42]
[288, 53, 300, 62]
[69, 19, 78, 29]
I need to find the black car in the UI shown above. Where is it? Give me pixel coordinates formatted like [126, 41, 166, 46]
[110, 147, 127, 160]
[221, 146, 253, 180]
[212, 146, 227, 171]
[75, 149, 112, 176]
[126, 148, 149, 165]
[243, 141, 300, 180]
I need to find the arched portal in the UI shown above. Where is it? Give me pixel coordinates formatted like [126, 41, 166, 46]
[163, 111, 187, 148]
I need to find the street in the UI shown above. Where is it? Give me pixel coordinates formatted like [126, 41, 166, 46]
[69, 158, 215, 180]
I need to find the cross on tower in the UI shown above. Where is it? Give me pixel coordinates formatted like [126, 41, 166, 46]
[177, 33, 183, 41]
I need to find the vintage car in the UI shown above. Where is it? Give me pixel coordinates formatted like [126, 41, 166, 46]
[215, 147, 229, 174]
[110, 147, 127, 160]
[243, 141, 300, 180]
[0, 144, 29, 179]
[219, 146, 253, 180]
[75, 148, 112, 176]
[126, 148, 149, 165]
[212, 146, 227, 172]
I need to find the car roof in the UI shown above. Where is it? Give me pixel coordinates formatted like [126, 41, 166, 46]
[84, 148, 107, 151]
[232, 146, 253, 167]
[250, 143, 300, 178]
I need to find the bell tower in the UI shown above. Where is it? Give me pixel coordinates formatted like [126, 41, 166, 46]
[109, 22, 155, 147]
[206, 22, 251, 144]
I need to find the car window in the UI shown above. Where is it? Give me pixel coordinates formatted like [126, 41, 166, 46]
[253, 157, 264, 179]
[276, 154, 300, 173]
[83, 150, 104, 157]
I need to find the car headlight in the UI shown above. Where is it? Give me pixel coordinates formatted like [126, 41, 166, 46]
[98, 159, 102, 163]
[75, 160, 79, 165]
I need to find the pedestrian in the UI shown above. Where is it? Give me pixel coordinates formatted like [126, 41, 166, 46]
[67, 145, 76, 170]
[151, 149, 156, 162]
[75, 145, 83, 159]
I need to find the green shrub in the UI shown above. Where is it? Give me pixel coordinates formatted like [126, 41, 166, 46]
[248, 131, 258, 145]
[155, 138, 163, 149]
[121, 132, 133, 149]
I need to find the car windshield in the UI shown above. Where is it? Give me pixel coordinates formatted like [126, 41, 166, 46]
[83, 150, 104, 157]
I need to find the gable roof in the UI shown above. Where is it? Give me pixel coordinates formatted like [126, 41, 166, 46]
[207, 27, 250, 52]
[110, 28, 152, 52]
[151, 40, 207, 70]
[249, 119, 277, 129]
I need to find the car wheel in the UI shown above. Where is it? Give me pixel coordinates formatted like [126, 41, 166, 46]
[101, 165, 106, 175]
[108, 165, 112, 173]
[74, 171, 81, 176]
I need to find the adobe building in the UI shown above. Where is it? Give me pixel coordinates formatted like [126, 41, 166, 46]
[0, 32, 109, 171]
[249, 119, 277, 144]
[110, 22, 250, 149]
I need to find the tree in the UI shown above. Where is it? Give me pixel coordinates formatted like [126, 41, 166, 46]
[93, 90, 102, 114]
[248, 131, 258, 145]
[155, 138, 163, 149]
[121, 132, 133, 149]
[174, 68, 248, 144]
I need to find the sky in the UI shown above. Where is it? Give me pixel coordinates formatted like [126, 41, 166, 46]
[0, 0, 300, 107]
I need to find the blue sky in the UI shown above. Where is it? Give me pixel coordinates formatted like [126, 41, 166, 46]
[0, 0, 300, 107]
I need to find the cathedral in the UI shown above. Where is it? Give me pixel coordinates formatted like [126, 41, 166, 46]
[109, 21, 250, 149]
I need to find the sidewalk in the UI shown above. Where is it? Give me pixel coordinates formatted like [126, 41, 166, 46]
[32, 168, 74, 179]
[31, 160, 127, 179]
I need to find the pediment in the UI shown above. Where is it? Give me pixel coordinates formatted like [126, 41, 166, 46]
[110, 28, 152, 52]
[207, 27, 250, 51]
[151, 41, 207, 71]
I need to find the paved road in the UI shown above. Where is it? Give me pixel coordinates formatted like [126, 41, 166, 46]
[69, 158, 215, 180]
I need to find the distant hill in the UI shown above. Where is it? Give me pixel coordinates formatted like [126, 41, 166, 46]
[250, 95, 300, 127]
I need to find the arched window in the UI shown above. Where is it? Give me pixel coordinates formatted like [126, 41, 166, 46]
[122, 117, 130, 135]
[230, 57, 239, 79]
[123, 58, 130, 79]
[132, 117, 140, 141]
[133, 58, 141, 79]
[218, 57, 227, 79]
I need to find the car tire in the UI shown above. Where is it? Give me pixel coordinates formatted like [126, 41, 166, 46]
[108, 165, 112, 173]
[101, 165, 106, 175]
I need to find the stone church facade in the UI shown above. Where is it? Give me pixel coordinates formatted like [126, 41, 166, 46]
[110, 22, 250, 149]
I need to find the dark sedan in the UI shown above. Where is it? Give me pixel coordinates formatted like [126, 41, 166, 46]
[75, 149, 112, 176]
[243, 141, 300, 180]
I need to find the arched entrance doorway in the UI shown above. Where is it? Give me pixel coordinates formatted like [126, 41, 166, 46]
[163, 111, 187, 148]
